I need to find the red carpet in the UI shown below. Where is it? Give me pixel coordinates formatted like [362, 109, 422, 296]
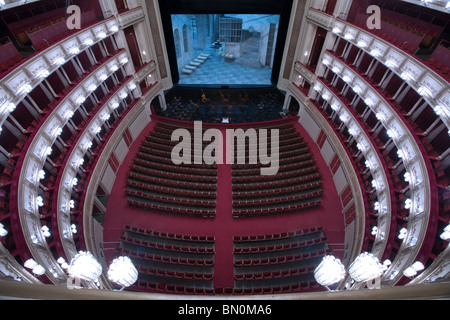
[102, 118, 345, 288]
[213, 130, 234, 287]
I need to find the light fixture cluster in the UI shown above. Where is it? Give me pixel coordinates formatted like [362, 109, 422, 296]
[418, 0, 450, 10]
[24, 259, 46, 277]
[52, 251, 138, 290]
[314, 253, 391, 290]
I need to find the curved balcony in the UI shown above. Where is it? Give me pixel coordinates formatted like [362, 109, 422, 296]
[0, 17, 120, 129]
[318, 50, 439, 285]
[8, 50, 135, 284]
[0, 7, 146, 133]
[330, 18, 450, 136]
[313, 77, 396, 262]
[54, 76, 138, 264]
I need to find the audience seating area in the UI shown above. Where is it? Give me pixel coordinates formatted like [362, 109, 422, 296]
[116, 115, 333, 294]
[233, 226, 328, 293]
[0, 39, 23, 76]
[126, 117, 323, 220]
[157, 87, 286, 123]
[7, 5, 68, 47]
[126, 121, 218, 218]
[347, 0, 449, 81]
[28, 11, 98, 51]
[351, 1, 444, 52]
[232, 122, 323, 217]
[119, 225, 215, 293]
[119, 225, 329, 295]
[426, 42, 450, 80]
[0, 1, 102, 79]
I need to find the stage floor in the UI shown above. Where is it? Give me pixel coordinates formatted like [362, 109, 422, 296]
[178, 47, 273, 86]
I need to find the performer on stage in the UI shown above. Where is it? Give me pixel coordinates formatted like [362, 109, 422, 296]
[201, 90, 207, 103]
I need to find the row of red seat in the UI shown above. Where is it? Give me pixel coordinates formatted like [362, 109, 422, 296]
[121, 235, 215, 254]
[229, 147, 311, 166]
[233, 181, 322, 200]
[232, 166, 319, 184]
[234, 248, 330, 266]
[132, 158, 217, 177]
[426, 49, 450, 80]
[7, 6, 67, 34]
[228, 136, 305, 150]
[229, 121, 323, 216]
[151, 119, 300, 138]
[29, 11, 98, 51]
[232, 152, 314, 170]
[143, 136, 308, 156]
[232, 172, 322, 192]
[233, 226, 324, 242]
[126, 180, 216, 199]
[233, 236, 328, 254]
[381, 14, 439, 38]
[118, 246, 215, 267]
[233, 190, 323, 208]
[127, 199, 216, 217]
[145, 134, 220, 148]
[126, 189, 216, 208]
[130, 164, 217, 183]
[139, 141, 212, 159]
[131, 280, 322, 294]
[232, 200, 322, 218]
[353, 11, 424, 48]
[138, 141, 308, 165]
[136, 151, 217, 169]
[235, 266, 315, 280]
[232, 159, 317, 177]
[124, 224, 215, 242]
[127, 172, 216, 191]
[0, 54, 22, 77]
[137, 265, 213, 281]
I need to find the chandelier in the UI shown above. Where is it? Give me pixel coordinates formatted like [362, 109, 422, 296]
[68, 251, 103, 283]
[24, 259, 46, 276]
[348, 252, 384, 283]
[314, 252, 391, 290]
[107, 256, 138, 290]
[314, 255, 346, 289]
[62, 251, 138, 290]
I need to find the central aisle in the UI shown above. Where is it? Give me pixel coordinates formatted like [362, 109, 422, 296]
[213, 129, 234, 287]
